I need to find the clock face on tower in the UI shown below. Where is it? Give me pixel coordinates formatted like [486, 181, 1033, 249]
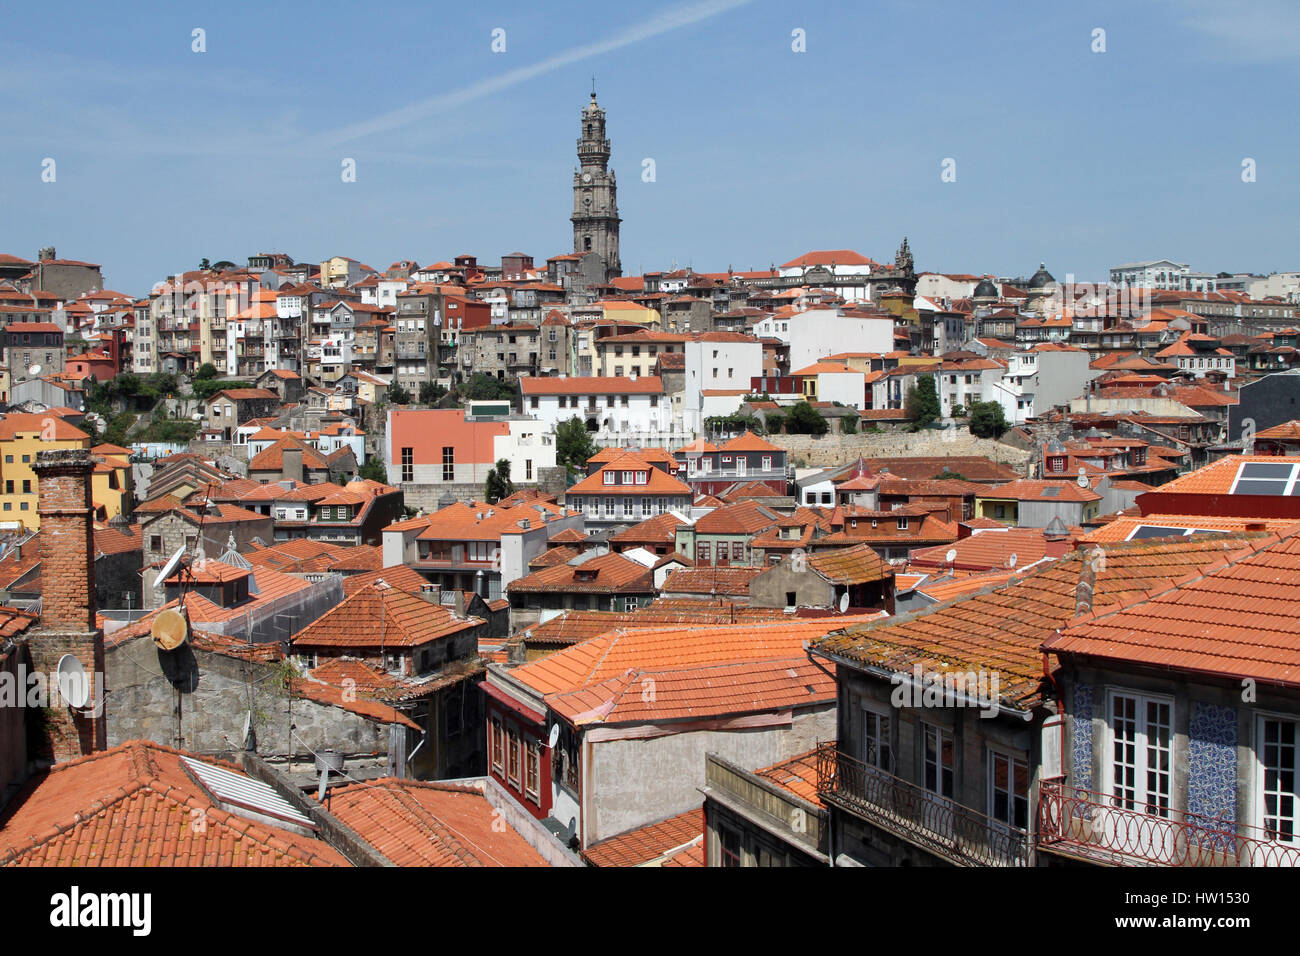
[581, 172, 592, 183]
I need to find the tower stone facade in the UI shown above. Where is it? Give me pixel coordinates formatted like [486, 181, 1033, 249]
[571, 91, 622, 282]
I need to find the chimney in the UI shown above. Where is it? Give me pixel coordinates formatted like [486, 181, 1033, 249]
[283, 447, 304, 483]
[29, 448, 106, 761]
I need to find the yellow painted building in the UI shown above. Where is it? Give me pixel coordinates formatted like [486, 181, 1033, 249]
[0, 414, 92, 530]
[90, 442, 135, 522]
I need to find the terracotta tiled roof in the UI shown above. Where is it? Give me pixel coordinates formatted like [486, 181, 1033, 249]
[340, 563, 430, 595]
[1143, 454, 1296, 496]
[511, 616, 881, 725]
[291, 582, 482, 649]
[513, 605, 799, 646]
[0, 742, 348, 867]
[660, 565, 764, 596]
[805, 544, 892, 585]
[910, 528, 1069, 571]
[813, 536, 1260, 711]
[1077, 514, 1299, 544]
[609, 511, 688, 545]
[980, 479, 1100, 503]
[754, 747, 824, 807]
[1046, 532, 1300, 686]
[691, 499, 779, 535]
[520, 376, 663, 395]
[324, 778, 548, 866]
[582, 807, 703, 867]
[568, 463, 691, 496]
[508, 552, 654, 594]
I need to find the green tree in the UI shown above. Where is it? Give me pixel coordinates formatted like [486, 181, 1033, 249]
[459, 373, 519, 403]
[840, 414, 858, 434]
[968, 400, 1009, 439]
[387, 382, 412, 405]
[485, 458, 515, 503]
[786, 401, 829, 436]
[761, 411, 786, 435]
[419, 381, 448, 406]
[904, 375, 940, 431]
[933, 469, 967, 481]
[195, 362, 218, 380]
[555, 416, 598, 476]
[358, 457, 388, 483]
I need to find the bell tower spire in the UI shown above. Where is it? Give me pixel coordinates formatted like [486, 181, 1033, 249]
[572, 88, 622, 281]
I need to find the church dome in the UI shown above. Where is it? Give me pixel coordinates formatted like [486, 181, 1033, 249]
[973, 278, 998, 300]
[1029, 263, 1056, 290]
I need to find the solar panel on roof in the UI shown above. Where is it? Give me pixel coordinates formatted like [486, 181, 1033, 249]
[1238, 462, 1295, 479]
[1233, 479, 1289, 496]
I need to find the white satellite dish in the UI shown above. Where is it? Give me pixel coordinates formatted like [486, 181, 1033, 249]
[1077, 471, 1090, 488]
[153, 545, 186, 588]
[28, 364, 41, 376]
[945, 548, 957, 564]
[56, 655, 89, 709]
[547, 724, 560, 749]
[1008, 553, 1018, 568]
[838, 592, 850, 613]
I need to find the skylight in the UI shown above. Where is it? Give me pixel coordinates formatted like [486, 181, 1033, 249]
[1126, 525, 1231, 541]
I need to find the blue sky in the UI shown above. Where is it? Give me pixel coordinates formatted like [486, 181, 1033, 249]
[2, 0, 1297, 294]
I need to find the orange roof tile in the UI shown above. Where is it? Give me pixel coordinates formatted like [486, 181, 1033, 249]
[0, 742, 348, 867]
[291, 582, 482, 649]
[508, 552, 654, 594]
[1046, 532, 1300, 686]
[324, 779, 549, 866]
[812, 536, 1261, 711]
[661, 565, 764, 596]
[582, 807, 703, 866]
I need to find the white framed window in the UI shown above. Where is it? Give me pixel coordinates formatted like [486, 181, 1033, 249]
[603, 470, 615, 485]
[1106, 690, 1172, 816]
[1257, 714, 1298, 843]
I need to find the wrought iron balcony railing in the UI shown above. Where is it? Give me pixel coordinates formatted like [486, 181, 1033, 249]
[1038, 780, 1300, 867]
[814, 743, 1030, 867]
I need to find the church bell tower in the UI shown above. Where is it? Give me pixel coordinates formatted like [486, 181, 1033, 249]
[572, 87, 622, 281]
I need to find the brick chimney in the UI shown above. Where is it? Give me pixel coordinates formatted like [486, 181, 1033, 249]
[27, 448, 106, 762]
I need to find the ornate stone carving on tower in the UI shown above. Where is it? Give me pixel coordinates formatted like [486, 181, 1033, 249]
[866, 236, 919, 299]
[571, 89, 622, 282]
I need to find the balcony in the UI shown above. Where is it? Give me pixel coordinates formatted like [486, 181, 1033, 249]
[1037, 780, 1300, 867]
[814, 743, 1030, 867]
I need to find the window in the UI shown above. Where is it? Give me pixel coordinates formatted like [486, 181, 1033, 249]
[20, 480, 29, 494]
[525, 741, 541, 803]
[989, 750, 1029, 830]
[506, 726, 521, 786]
[1108, 692, 1172, 815]
[761, 456, 772, 471]
[622, 497, 633, 517]
[863, 707, 893, 771]
[922, 723, 955, 799]
[897, 517, 909, 530]
[442, 446, 454, 482]
[697, 542, 711, 563]
[719, 825, 742, 867]
[401, 446, 414, 483]
[634, 470, 647, 485]
[525, 459, 533, 480]
[490, 717, 504, 774]
[1259, 716, 1298, 843]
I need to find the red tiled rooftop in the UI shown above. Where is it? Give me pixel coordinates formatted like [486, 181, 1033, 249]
[582, 807, 703, 867]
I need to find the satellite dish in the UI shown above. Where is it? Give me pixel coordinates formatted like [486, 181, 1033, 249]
[945, 548, 957, 564]
[28, 364, 41, 376]
[548, 724, 560, 749]
[1008, 553, 1018, 568]
[838, 592, 850, 613]
[1077, 470, 1090, 488]
[56, 655, 89, 708]
[151, 608, 189, 651]
[153, 545, 186, 588]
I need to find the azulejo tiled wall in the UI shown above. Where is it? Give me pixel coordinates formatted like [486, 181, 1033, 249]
[1070, 683, 1094, 791]
[1188, 700, 1237, 827]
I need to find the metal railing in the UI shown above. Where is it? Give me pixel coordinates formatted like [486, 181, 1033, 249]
[814, 743, 1030, 867]
[1038, 780, 1300, 867]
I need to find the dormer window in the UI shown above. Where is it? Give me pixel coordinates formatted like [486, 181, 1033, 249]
[897, 517, 909, 530]
[635, 471, 648, 484]
[603, 470, 615, 485]
[622, 470, 634, 484]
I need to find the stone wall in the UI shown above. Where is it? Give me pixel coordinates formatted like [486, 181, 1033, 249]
[398, 466, 568, 511]
[106, 635, 393, 761]
[765, 431, 1033, 471]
